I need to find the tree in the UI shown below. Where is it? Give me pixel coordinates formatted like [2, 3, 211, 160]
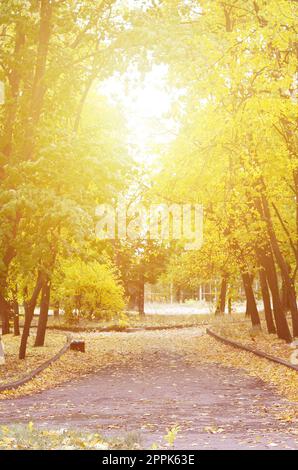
[115, 239, 168, 315]
[150, 0, 297, 340]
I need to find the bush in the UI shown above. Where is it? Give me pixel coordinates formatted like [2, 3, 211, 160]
[56, 260, 125, 320]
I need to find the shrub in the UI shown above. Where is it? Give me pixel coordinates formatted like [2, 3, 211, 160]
[56, 260, 125, 320]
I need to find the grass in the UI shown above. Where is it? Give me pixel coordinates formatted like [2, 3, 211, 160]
[46, 312, 214, 329]
[26, 311, 245, 331]
[0, 423, 142, 450]
[0, 331, 67, 386]
[212, 315, 296, 363]
[0, 423, 181, 450]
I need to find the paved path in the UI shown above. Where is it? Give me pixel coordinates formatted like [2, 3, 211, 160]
[0, 340, 297, 449]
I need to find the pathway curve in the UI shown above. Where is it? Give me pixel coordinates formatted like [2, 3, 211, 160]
[0, 332, 297, 449]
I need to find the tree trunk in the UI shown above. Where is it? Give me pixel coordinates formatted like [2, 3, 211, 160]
[245, 300, 249, 317]
[260, 192, 298, 337]
[12, 300, 20, 336]
[53, 301, 60, 317]
[0, 2, 53, 342]
[19, 272, 43, 359]
[138, 274, 145, 316]
[228, 296, 232, 314]
[215, 276, 227, 315]
[23, 0, 54, 161]
[176, 287, 181, 303]
[0, 337, 5, 365]
[253, 194, 293, 342]
[258, 246, 292, 342]
[0, 22, 25, 178]
[245, 296, 251, 317]
[281, 278, 291, 313]
[259, 269, 276, 334]
[34, 278, 51, 347]
[0, 215, 21, 332]
[242, 272, 261, 328]
[0, 293, 10, 335]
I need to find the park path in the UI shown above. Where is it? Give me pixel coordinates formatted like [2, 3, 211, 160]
[0, 331, 297, 449]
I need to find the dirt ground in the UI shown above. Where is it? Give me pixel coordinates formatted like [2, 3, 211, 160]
[0, 329, 297, 450]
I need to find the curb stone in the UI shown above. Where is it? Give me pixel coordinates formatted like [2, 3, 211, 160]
[207, 328, 298, 372]
[0, 335, 72, 392]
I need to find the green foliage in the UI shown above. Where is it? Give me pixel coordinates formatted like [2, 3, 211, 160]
[0, 423, 141, 450]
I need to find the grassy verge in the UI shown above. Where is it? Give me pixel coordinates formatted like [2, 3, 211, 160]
[28, 312, 245, 331]
[211, 318, 296, 363]
[0, 423, 141, 450]
[45, 312, 214, 330]
[0, 422, 181, 450]
[0, 331, 67, 386]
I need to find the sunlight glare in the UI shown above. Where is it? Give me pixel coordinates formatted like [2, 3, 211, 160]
[101, 65, 180, 164]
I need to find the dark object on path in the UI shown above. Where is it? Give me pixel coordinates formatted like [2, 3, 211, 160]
[70, 340, 85, 352]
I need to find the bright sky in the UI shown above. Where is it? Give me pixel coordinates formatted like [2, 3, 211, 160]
[100, 64, 181, 164]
